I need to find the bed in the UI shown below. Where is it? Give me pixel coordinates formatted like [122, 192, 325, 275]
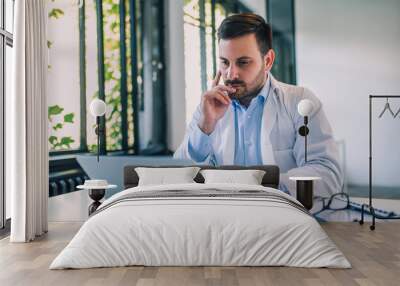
[50, 165, 350, 269]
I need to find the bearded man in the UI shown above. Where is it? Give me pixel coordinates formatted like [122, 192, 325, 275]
[174, 13, 343, 198]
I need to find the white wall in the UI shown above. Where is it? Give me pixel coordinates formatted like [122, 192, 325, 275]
[296, 0, 400, 186]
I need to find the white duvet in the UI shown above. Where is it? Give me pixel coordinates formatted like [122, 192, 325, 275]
[50, 183, 351, 269]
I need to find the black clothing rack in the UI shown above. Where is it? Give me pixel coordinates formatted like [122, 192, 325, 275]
[358, 95, 400, 230]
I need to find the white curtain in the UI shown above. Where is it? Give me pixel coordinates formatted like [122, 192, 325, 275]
[8, 0, 48, 242]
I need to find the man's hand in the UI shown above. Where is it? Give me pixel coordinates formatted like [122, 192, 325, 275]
[198, 71, 236, 135]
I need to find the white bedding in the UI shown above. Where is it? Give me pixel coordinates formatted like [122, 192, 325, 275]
[50, 183, 351, 269]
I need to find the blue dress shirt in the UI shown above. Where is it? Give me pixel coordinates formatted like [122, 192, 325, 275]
[188, 76, 271, 166]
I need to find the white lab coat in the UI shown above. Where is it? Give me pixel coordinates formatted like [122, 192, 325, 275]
[174, 75, 343, 198]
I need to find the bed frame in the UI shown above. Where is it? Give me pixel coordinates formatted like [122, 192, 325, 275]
[123, 165, 280, 189]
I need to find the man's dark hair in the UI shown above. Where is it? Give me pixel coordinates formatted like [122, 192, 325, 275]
[217, 13, 272, 56]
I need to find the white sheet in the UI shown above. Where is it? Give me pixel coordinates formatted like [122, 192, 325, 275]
[50, 183, 351, 269]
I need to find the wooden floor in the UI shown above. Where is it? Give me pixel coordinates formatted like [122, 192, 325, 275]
[1, 222, 400, 286]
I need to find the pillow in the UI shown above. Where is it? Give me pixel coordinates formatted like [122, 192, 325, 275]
[200, 169, 266, 185]
[135, 167, 201, 186]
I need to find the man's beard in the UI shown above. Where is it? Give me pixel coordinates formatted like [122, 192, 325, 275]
[224, 68, 267, 108]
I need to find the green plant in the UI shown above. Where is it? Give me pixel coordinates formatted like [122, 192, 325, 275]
[48, 8, 64, 19]
[88, 143, 98, 153]
[48, 105, 75, 150]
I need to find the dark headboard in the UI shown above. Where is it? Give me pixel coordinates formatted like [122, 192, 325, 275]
[123, 165, 280, 189]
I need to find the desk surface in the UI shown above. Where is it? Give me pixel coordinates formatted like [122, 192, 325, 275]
[289, 176, 321, 181]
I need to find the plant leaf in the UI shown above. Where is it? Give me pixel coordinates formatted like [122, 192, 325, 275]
[49, 136, 58, 145]
[52, 123, 63, 131]
[48, 8, 64, 19]
[88, 144, 98, 153]
[48, 105, 64, 121]
[111, 22, 118, 32]
[60, 137, 75, 148]
[63, 113, 74, 123]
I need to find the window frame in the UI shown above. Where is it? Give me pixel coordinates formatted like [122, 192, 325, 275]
[1, 0, 14, 231]
[266, 0, 297, 84]
[49, 0, 166, 158]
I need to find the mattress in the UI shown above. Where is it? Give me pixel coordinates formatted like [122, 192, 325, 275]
[50, 183, 351, 269]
